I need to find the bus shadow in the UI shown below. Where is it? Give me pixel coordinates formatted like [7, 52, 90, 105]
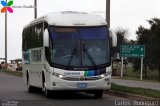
[49, 92, 95, 100]
[28, 88, 99, 100]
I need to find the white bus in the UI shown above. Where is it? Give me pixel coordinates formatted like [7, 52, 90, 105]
[22, 11, 117, 98]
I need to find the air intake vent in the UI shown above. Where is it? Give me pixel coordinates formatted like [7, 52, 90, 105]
[62, 76, 102, 81]
[62, 11, 87, 14]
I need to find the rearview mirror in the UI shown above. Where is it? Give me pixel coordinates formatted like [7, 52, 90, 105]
[43, 29, 49, 47]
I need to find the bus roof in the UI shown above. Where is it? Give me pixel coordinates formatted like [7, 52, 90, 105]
[24, 11, 107, 28]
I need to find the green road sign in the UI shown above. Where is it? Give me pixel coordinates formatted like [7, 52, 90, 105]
[120, 45, 145, 58]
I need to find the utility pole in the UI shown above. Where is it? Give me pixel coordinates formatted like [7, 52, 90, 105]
[34, 0, 37, 19]
[106, 0, 113, 71]
[5, 0, 8, 69]
[106, 0, 110, 28]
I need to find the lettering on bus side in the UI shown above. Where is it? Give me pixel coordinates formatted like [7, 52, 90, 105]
[31, 49, 42, 62]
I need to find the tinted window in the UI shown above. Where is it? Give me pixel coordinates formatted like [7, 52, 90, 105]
[49, 27, 110, 69]
[22, 23, 43, 51]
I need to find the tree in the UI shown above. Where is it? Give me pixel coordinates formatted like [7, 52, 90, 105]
[149, 18, 160, 80]
[135, 26, 151, 78]
[114, 27, 128, 53]
[135, 18, 160, 80]
[112, 27, 129, 74]
[112, 27, 128, 59]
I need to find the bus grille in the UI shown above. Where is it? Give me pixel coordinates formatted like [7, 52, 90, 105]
[62, 76, 102, 81]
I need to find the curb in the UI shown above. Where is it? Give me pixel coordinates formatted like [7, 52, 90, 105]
[105, 90, 160, 100]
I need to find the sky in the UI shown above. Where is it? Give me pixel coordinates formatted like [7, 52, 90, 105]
[0, 0, 160, 62]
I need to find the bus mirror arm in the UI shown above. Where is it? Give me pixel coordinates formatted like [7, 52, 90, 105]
[43, 29, 49, 47]
[109, 29, 117, 47]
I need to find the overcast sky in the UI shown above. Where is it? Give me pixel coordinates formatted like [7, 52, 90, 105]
[0, 0, 160, 62]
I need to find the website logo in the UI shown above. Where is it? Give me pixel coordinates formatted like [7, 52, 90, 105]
[1, 0, 13, 13]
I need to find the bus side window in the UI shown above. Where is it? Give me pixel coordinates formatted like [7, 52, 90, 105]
[32, 23, 43, 48]
[27, 27, 32, 49]
[22, 29, 27, 51]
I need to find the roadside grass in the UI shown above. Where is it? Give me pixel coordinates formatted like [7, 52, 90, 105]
[113, 63, 160, 82]
[111, 83, 160, 99]
[117, 76, 160, 83]
[0, 69, 22, 77]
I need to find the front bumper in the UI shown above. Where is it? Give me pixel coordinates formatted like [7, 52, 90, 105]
[47, 76, 111, 91]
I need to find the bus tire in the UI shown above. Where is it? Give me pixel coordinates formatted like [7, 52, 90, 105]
[27, 72, 35, 93]
[42, 73, 52, 98]
[44, 84, 52, 98]
[94, 90, 103, 98]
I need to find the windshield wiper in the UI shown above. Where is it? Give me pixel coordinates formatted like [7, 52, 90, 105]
[65, 47, 77, 69]
[83, 46, 97, 68]
[65, 45, 97, 69]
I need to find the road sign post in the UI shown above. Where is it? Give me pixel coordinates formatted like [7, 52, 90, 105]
[120, 45, 145, 80]
[140, 57, 143, 80]
[121, 57, 123, 77]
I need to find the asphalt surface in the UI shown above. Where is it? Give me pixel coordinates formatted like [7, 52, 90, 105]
[0, 72, 127, 106]
[112, 78, 160, 91]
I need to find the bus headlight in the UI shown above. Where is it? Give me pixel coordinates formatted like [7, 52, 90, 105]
[99, 73, 107, 78]
[58, 75, 63, 78]
[99, 70, 111, 78]
[52, 72, 64, 79]
[100, 74, 105, 78]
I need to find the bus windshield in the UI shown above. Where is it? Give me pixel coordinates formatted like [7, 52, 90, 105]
[49, 26, 110, 70]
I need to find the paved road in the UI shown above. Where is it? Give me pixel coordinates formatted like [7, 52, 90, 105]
[0, 73, 126, 106]
[112, 78, 160, 91]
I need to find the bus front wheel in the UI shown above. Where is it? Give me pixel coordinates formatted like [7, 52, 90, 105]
[94, 90, 103, 98]
[42, 73, 52, 98]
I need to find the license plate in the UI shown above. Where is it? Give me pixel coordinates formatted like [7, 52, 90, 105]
[77, 83, 87, 88]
